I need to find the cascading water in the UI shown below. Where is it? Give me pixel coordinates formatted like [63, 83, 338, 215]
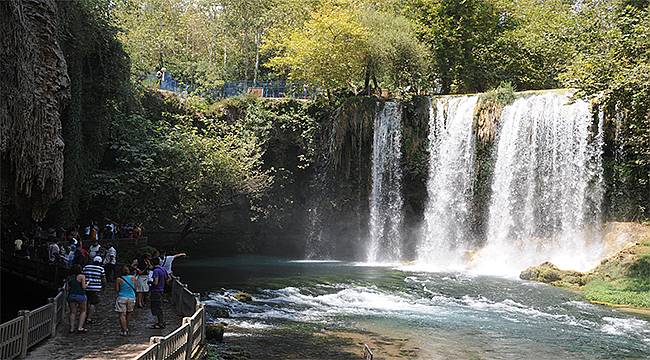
[473, 92, 604, 275]
[417, 96, 479, 269]
[367, 102, 403, 262]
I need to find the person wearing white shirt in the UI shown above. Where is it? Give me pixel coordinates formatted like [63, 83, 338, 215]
[89, 241, 101, 258]
[104, 244, 117, 281]
[160, 252, 186, 275]
[48, 242, 60, 263]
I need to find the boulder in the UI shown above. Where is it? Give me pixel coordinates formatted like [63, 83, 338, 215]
[234, 292, 253, 303]
[213, 307, 230, 318]
[520, 262, 586, 287]
[206, 323, 225, 342]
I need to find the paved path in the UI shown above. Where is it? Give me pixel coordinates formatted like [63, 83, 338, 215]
[28, 285, 181, 359]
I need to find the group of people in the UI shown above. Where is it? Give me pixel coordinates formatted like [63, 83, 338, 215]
[10, 221, 142, 264]
[66, 250, 187, 336]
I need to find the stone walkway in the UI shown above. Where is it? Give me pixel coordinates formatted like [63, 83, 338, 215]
[28, 285, 181, 359]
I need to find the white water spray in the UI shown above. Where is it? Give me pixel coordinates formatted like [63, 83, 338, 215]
[417, 96, 478, 269]
[367, 102, 403, 262]
[473, 92, 604, 275]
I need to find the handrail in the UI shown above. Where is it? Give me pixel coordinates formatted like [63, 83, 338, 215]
[0, 264, 67, 359]
[0, 252, 205, 360]
[133, 275, 206, 360]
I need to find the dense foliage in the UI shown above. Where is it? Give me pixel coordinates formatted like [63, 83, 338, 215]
[562, 0, 650, 220]
[52, 0, 133, 225]
[86, 92, 318, 239]
[3, 0, 649, 235]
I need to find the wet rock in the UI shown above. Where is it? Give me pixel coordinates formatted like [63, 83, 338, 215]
[207, 323, 226, 342]
[520, 262, 586, 287]
[213, 307, 230, 318]
[234, 292, 253, 303]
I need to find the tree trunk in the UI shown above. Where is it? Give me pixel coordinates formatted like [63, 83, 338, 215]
[372, 73, 380, 96]
[364, 63, 371, 96]
[177, 218, 194, 247]
[253, 31, 260, 84]
[223, 43, 227, 79]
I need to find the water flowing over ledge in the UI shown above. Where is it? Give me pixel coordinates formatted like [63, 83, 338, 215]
[418, 95, 478, 269]
[308, 90, 610, 276]
[416, 91, 605, 275]
[367, 102, 404, 262]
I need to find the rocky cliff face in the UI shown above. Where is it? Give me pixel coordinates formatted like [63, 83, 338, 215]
[0, 0, 70, 221]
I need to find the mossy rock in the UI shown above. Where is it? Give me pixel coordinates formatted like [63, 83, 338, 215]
[234, 292, 253, 303]
[206, 323, 226, 342]
[520, 262, 585, 287]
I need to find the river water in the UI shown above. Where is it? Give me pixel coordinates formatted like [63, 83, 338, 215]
[178, 256, 650, 359]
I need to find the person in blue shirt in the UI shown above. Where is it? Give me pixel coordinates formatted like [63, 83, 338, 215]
[115, 265, 137, 336]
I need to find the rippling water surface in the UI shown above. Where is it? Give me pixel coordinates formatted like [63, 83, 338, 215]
[177, 256, 650, 359]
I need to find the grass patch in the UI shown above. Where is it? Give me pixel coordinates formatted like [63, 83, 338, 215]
[583, 278, 650, 308]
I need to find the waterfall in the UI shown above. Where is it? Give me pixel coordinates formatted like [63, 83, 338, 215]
[473, 92, 604, 275]
[367, 102, 403, 262]
[417, 96, 479, 268]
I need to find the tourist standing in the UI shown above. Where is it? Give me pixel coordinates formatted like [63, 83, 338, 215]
[13, 238, 24, 257]
[135, 255, 151, 308]
[160, 251, 187, 276]
[83, 256, 106, 324]
[149, 257, 167, 329]
[48, 241, 60, 263]
[104, 244, 117, 281]
[89, 240, 101, 259]
[67, 265, 88, 333]
[115, 265, 137, 336]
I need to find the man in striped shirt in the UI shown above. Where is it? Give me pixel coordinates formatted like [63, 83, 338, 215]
[83, 256, 106, 324]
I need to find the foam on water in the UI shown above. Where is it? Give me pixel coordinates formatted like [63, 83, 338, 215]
[207, 283, 650, 342]
[601, 317, 650, 337]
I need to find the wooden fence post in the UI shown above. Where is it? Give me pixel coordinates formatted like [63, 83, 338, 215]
[193, 293, 200, 312]
[200, 305, 206, 344]
[48, 297, 57, 336]
[150, 336, 163, 359]
[183, 317, 193, 360]
[177, 284, 185, 313]
[18, 310, 30, 358]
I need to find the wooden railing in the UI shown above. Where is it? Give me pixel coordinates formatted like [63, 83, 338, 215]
[1, 252, 205, 360]
[133, 275, 206, 360]
[0, 285, 66, 359]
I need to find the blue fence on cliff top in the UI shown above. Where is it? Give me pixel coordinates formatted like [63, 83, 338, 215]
[144, 72, 316, 99]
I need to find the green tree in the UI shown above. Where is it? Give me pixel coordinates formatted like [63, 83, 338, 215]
[360, 7, 431, 94]
[562, 0, 650, 220]
[89, 93, 271, 233]
[266, 1, 429, 95]
[113, 0, 223, 88]
[266, 2, 369, 93]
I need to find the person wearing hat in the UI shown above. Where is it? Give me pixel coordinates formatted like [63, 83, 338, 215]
[83, 256, 106, 324]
